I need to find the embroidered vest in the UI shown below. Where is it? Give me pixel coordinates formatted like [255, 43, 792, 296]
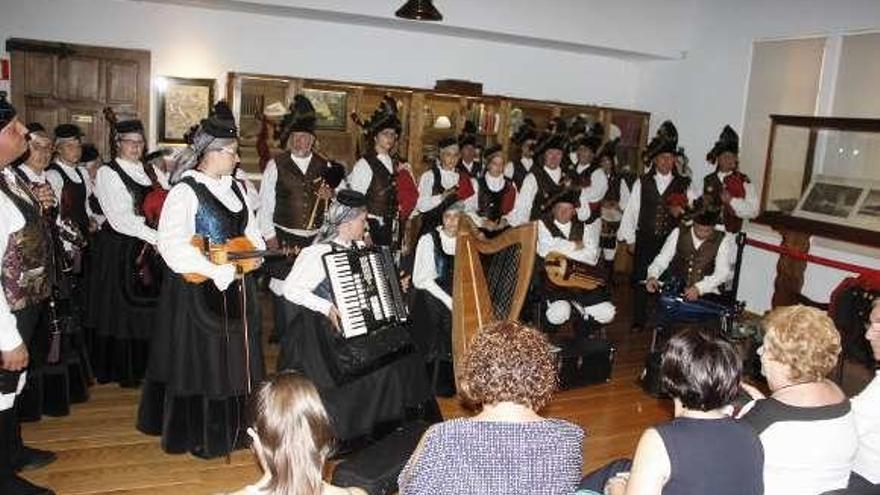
[636, 174, 689, 240]
[363, 154, 397, 220]
[273, 152, 328, 230]
[669, 227, 724, 287]
[0, 176, 51, 310]
[477, 176, 511, 222]
[47, 163, 89, 235]
[181, 177, 248, 244]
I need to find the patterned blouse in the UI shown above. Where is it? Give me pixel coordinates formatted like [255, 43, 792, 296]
[398, 418, 584, 495]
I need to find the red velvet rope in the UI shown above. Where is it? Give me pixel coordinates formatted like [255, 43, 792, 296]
[744, 237, 880, 276]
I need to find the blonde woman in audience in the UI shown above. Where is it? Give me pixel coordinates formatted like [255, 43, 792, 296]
[398, 320, 584, 495]
[740, 305, 858, 495]
[226, 372, 366, 495]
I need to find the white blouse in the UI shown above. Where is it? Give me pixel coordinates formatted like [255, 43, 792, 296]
[157, 170, 264, 280]
[412, 228, 456, 310]
[95, 158, 156, 244]
[416, 167, 478, 214]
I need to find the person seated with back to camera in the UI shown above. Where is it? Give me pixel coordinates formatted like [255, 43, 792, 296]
[644, 201, 733, 304]
[577, 328, 764, 495]
[224, 371, 367, 495]
[738, 305, 858, 495]
[536, 189, 615, 334]
[398, 320, 584, 495]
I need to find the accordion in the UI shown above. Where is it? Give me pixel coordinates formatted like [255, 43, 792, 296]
[322, 245, 409, 338]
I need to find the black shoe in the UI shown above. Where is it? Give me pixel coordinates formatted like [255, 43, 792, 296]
[1, 472, 55, 495]
[14, 446, 57, 472]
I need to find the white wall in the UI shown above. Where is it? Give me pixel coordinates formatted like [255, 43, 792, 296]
[635, 0, 880, 312]
[0, 0, 662, 145]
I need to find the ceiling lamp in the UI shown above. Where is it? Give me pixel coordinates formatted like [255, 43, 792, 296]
[395, 0, 443, 21]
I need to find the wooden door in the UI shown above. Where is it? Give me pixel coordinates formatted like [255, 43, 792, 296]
[7, 38, 150, 159]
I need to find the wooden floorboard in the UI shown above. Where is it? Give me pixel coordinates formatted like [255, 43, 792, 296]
[21, 282, 669, 494]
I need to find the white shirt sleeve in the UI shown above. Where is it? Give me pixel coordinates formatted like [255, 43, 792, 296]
[95, 166, 157, 244]
[416, 170, 443, 213]
[509, 173, 537, 227]
[347, 158, 373, 195]
[577, 219, 602, 265]
[728, 182, 759, 220]
[45, 169, 64, 204]
[619, 180, 631, 211]
[258, 160, 278, 240]
[0, 195, 23, 352]
[578, 168, 609, 219]
[694, 233, 733, 295]
[504, 161, 515, 179]
[282, 244, 333, 316]
[412, 234, 452, 310]
[647, 227, 680, 280]
[157, 184, 225, 278]
[617, 179, 641, 244]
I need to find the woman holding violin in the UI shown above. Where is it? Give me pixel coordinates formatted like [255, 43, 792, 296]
[137, 102, 265, 459]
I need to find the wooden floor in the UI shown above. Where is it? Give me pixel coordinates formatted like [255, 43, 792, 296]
[20, 282, 671, 494]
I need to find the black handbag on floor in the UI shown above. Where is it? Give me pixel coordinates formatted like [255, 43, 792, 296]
[555, 337, 615, 389]
[332, 420, 429, 495]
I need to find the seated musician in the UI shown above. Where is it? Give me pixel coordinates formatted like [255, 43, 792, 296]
[410, 201, 463, 395]
[416, 137, 477, 236]
[281, 189, 436, 444]
[469, 144, 516, 237]
[537, 191, 616, 333]
[644, 204, 733, 303]
[137, 102, 266, 459]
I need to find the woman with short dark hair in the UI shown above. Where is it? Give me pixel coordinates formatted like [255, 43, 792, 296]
[399, 320, 583, 495]
[580, 328, 763, 495]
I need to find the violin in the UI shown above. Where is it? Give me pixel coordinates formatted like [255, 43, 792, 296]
[183, 235, 299, 284]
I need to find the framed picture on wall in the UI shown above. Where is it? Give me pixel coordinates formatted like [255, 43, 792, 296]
[157, 77, 215, 143]
[301, 88, 348, 131]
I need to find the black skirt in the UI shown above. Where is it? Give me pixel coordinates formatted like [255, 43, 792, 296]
[85, 228, 159, 386]
[16, 296, 92, 422]
[136, 270, 264, 459]
[277, 308, 433, 442]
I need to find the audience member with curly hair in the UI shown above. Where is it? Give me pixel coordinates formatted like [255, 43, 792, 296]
[225, 372, 367, 495]
[578, 328, 763, 495]
[740, 305, 858, 495]
[398, 320, 583, 495]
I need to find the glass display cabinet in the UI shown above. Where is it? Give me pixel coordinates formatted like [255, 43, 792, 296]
[756, 115, 880, 247]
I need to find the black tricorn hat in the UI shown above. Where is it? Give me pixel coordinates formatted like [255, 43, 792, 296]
[482, 143, 503, 161]
[202, 100, 238, 139]
[644, 120, 681, 162]
[353, 95, 402, 139]
[692, 201, 722, 226]
[437, 135, 458, 150]
[115, 119, 144, 135]
[54, 123, 83, 141]
[597, 137, 619, 162]
[0, 91, 15, 129]
[280, 95, 317, 144]
[535, 119, 569, 156]
[551, 189, 580, 208]
[706, 125, 739, 164]
[336, 188, 367, 208]
[458, 120, 478, 148]
[573, 122, 604, 153]
[80, 143, 100, 162]
[511, 118, 538, 145]
[26, 122, 46, 135]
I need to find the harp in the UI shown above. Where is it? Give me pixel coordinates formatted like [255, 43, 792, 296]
[451, 217, 537, 388]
